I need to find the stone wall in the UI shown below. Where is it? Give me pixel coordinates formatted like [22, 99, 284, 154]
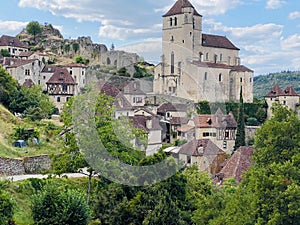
[0, 155, 51, 176]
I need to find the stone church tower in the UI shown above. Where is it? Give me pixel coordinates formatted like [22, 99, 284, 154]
[154, 0, 254, 103]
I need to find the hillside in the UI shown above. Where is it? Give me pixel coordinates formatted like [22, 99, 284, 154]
[0, 104, 64, 158]
[254, 71, 300, 98]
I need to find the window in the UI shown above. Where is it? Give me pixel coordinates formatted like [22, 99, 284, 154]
[38, 80, 40, 84]
[220, 54, 223, 62]
[283, 100, 286, 105]
[62, 84, 67, 92]
[214, 54, 217, 63]
[43, 76, 46, 80]
[240, 78, 243, 82]
[170, 18, 173, 26]
[174, 17, 177, 26]
[82, 71, 84, 75]
[70, 70, 72, 75]
[57, 97, 61, 102]
[225, 131, 229, 138]
[25, 69, 30, 76]
[199, 52, 203, 62]
[223, 141, 227, 149]
[133, 97, 143, 103]
[219, 73, 222, 82]
[178, 62, 181, 75]
[250, 78, 252, 82]
[206, 53, 209, 61]
[204, 72, 207, 80]
[171, 52, 174, 74]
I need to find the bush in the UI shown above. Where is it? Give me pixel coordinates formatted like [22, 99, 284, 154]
[31, 182, 90, 225]
[0, 182, 14, 225]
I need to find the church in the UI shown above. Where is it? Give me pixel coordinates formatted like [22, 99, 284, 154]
[153, 0, 254, 103]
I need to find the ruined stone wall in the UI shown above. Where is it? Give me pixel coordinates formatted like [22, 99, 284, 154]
[0, 155, 51, 176]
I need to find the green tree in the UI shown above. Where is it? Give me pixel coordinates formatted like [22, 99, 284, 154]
[31, 181, 90, 225]
[26, 21, 42, 42]
[0, 65, 18, 108]
[234, 87, 245, 151]
[0, 182, 13, 225]
[9, 85, 55, 120]
[0, 49, 10, 57]
[117, 67, 130, 77]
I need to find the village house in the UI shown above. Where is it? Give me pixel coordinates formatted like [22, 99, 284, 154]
[264, 84, 300, 118]
[0, 35, 28, 57]
[165, 138, 226, 177]
[193, 108, 237, 154]
[153, 0, 253, 103]
[19, 50, 49, 63]
[46, 68, 77, 112]
[62, 63, 87, 92]
[122, 81, 147, 107]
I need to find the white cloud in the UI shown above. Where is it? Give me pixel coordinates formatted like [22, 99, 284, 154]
[0, 21, 28, 34]
[288, 11, 300, 20]
[191, 0, 241, 15]
[266, 0, 286, 9]
[280, 34, 300, 50]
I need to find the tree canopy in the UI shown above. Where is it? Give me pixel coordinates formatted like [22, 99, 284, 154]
[26, 21, 42, 41]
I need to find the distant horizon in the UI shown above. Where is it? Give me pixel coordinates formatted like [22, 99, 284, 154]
[0, 0, 299, 75]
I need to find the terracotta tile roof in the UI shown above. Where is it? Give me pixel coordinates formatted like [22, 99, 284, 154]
[191, 61, 253, 72]
[157, 102, 188, 114]
[264, 84, 284, 97]
[132, 115, 162, 132]
[179, 139, 224, 157]
[170, 116, 190, 125]
[215, 146, 254, 183]
[19, 51, 34, 57]
[202, 34, 240, 50]
[163, 0, 202, 17]
[46, 68, 76, 84]
[177, 124, 194, 132]
[0, 35, 27, 48]
[42, 65, 57, 73]
[23, 79, 35, 88]
[283, 86, 299, 96]
[96, 81, 133, 110]
[194, 108, 237, 128]
[4, 58, 36, 68]
[123, 82, 145, 95]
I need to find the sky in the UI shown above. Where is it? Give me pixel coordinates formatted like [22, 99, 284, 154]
[0, 0, 299, 75]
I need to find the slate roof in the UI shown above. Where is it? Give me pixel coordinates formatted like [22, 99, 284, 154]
[202, 34, 240, 50]
[123, 82, 145, 95]
[163, 0, 202, 17]
[194, 108, 237, 128]
[179, 139, 224, 157]
[42, 65, 57, 73]
[46, 68, 76, 84]
[191, 61, 253, 72]
[0, 35, 27, 48]
[215, 146, 254, 183]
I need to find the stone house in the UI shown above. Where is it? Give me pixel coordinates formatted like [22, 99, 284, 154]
[46, 68, 77, 112]
[132, 115, 163, 156]
[194, 108, 237, 154]
[62, 63, 87, 92]
[0, 35, 28, 57]
[265, 84, 300, 118]
[153, 0, 253, 103]
[3, 57, 44, 87]
[122, 81, 146, 107]
[177, 138, 226, 177]
[19, 50, 49, 63]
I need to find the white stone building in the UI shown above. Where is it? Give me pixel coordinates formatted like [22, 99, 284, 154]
[153, 0, 253, 103]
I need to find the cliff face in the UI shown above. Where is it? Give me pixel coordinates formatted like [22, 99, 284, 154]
[16, 23, 142, 73]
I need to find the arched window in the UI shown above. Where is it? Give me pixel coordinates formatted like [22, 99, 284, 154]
[170, 18, 173, 26]
[171, 52, 175, 74]
[107, 57, 111, 65]
[219, 73, 222, 82]
[174, 17, 177, 26]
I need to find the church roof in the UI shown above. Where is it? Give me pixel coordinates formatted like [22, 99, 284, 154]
[163, 0, 202, 17]
[46, 68, 76, 84]
[191, 61, 253, 72]
[202, 34, 240, 50]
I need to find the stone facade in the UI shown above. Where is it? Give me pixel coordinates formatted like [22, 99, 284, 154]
[154, 0, 254, 103]
[0, 155, 51, 176]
